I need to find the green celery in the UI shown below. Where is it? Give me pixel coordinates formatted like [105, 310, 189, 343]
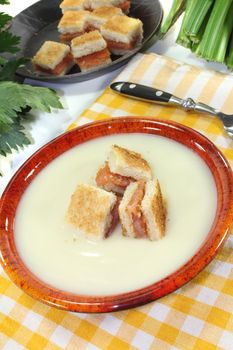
[176, 0, 210, 47]
[194, 0, 233, 63]
[176, 16, 191, 48]
[189, 18, 206, 45]
[160, 0, 187, 35]
[184, 0, 214, 42]
[226, 31, 233, 69]
[176, 0, 197, 48]
[214, 3, 233, 63]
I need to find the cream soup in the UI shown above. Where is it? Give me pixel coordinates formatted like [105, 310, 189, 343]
[15, 133, 217, 295]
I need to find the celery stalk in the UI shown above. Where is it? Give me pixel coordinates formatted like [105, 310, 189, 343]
[176, 15, 191, 48]
[176, 0, 211, 47]
[160, 0, 187, 35]
[214, 3, 233, 63]
[226, 32, 233, 69]
[189, 18, 206, 45]
[184, 0, 214, 42]
[176, 0, 197, 48]
[160, 0, 233, 69]
[194, 0, 233, 63]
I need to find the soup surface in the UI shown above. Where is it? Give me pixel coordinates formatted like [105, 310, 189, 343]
[15, 133, 217, 295]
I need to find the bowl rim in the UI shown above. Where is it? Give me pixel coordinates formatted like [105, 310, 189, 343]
[0, 117, 233, 313]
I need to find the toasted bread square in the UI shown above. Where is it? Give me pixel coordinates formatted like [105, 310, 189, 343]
[101, 15, 143, 44]
[87, 6, 123, 29]
[108, 145, 152, 181]
[32, 41, 70, 70]
[66, 184, 117, 239]
[71, 30, 107, 57]
[90, 0, 126, 9]
[119, 179, 166, 240]
[60, 0, 86, 12]
[141, 180, 166, 240]
[58, 10, 90, 34]
[118, 181, 138, 238]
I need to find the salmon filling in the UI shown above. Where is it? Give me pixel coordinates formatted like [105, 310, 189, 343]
[106, 35, 140, 52]
[60, 31, 84, 42]
[96, 162, 133, 194]
[86, 24, 98, 32]
[75, 48, 110, 70]
[35, 53, 73, 76]
[127, 180, 147, 238]
[119, 0, 130, 13]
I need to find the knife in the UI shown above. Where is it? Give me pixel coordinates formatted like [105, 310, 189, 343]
[110, 81, 233, 138]
[110, 81, 217, 114]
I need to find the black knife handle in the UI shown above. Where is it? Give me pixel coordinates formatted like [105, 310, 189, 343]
[110, 82, 172, 104]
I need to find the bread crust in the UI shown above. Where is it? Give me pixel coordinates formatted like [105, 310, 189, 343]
[87, 6, 123, 29]
[101, 15, 143, 44]
[118, 182, 138, 238]
[60, 0, 86, 12]
[71, 30, 107, 57]
[108, 145, 152, 181]
[141, 180, 166, 240]
[90, 0, 126, 10]
[119, 179, 167, 240]
[32, 41, 70, 70]
[66, 184, 117, 239]
[58, 10, 90, 33]
[60, 0, 85, 6]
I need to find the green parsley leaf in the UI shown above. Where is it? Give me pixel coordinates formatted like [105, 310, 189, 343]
[0, 82, 63, 158]
[0, 56, 7, 64]
[0, 1, 10, 5]
[0, 12, 11, 29]
[0, 122, 30, 157]
[0, 82, 63, 126]
[0, 1, 64, 163]
[18, 84, 64, 112]
[0, 31, 20, 53]
[0, 82, 26, 124]
[0, 57, 28, 81]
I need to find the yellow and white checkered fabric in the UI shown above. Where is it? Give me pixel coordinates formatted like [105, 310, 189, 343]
[1, 53, 233, 350]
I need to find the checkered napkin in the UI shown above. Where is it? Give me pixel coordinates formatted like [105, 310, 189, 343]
[1, 53, 233, 350]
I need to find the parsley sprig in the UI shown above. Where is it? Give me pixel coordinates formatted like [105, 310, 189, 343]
[0, 0, 63, 162]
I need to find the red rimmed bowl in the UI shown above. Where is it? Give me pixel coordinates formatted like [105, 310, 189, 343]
[0, 117, 232, 313]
